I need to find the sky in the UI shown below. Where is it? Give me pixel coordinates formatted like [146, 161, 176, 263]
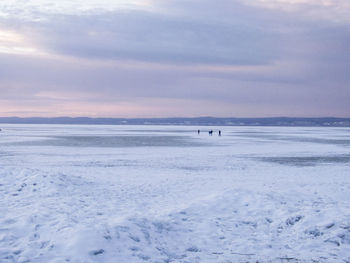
[0, 0, 349, 118]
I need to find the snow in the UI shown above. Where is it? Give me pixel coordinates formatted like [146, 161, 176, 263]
[1, 124, 350, 262]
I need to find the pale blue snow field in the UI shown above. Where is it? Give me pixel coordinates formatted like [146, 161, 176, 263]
[1, 125, 350, 262]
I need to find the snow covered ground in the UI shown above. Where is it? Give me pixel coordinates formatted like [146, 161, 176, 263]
[1, 124, 350, 263]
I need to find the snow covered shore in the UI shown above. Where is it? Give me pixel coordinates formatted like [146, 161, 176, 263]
[1, 125, 350, 262]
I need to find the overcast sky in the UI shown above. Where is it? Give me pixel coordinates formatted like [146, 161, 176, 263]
[0, 0, 349, 117]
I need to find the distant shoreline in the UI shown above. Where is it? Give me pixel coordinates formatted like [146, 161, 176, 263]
[0, 117, 350, 127]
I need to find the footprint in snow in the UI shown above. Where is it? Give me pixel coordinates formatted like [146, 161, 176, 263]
[90, 249, 104, 256]
[186, 246, 201, 252]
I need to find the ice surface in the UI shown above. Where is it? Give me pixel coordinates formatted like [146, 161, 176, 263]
[1, 125, 350, 262]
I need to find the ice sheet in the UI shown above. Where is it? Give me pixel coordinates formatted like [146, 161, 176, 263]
[1, 125, 350, 262]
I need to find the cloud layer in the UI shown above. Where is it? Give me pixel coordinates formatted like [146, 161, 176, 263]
[0, 0, 349, 117]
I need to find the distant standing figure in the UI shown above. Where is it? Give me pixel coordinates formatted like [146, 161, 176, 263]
[197, 129, 200, 134]
[209, 130, 213, 136]
[219, 130, 221, 136]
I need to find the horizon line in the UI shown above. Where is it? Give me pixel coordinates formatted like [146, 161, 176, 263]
[1, 116, 350, 119]
[1, 116, 349, 127]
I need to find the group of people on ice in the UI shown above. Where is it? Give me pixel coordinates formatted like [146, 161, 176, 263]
[197, 129, 221, 136]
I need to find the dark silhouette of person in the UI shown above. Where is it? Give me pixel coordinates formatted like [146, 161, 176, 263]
[209, 130, 213, 136]
[219, 130, 221, 136]
[197, 129, 200, 134]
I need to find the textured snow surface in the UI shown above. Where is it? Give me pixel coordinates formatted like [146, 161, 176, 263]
[1, 125, 350, 263]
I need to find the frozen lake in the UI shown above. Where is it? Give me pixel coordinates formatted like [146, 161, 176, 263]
[1, 125, 350, 262]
